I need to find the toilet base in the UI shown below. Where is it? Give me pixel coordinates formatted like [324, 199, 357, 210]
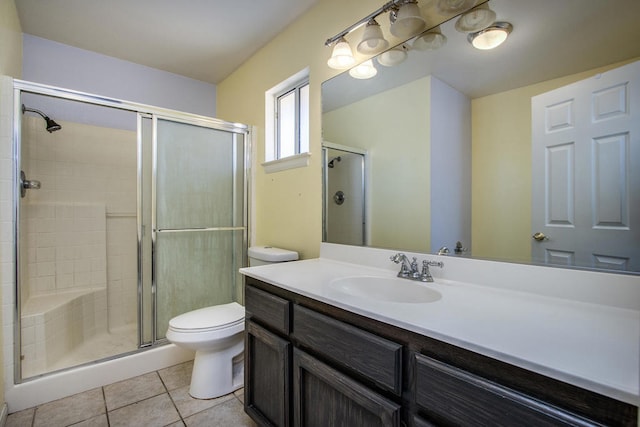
[188, 339, 244, 399]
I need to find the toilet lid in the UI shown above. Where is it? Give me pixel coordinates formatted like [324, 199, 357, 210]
[169, 302, 245, 331]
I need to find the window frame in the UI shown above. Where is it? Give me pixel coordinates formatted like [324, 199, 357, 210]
[274, 78, 309, 159]
[263, 68, 311, 173]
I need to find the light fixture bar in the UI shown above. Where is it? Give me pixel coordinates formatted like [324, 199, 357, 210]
[324, 0, 408, 46]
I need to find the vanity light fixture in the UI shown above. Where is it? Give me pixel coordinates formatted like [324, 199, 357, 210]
[455, 3, 496, 33]
[349, 59, 378, 79]
[412, 26, 447, 51]
[357, 19, 389, 55]
[377, 44, 409, 66]
[389, 0, 425, 38]
[325, 0, 425, 70]
[327, 37, 356, 69]
[468, 21, 512, 50]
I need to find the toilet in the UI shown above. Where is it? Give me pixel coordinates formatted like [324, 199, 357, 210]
[166, 245, 298, 399]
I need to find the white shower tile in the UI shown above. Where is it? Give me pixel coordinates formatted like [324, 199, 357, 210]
[36, 262, 55, 277]
[36, 247, 55, 262]
[37, 232, 55, 248]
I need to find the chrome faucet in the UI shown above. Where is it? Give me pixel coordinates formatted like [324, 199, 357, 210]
[390, 253, 443, 282]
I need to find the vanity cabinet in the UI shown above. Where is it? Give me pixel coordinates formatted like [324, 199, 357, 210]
[244, 277, 637, 427]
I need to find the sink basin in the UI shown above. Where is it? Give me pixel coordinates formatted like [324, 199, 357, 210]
[328, 276, 442, 304]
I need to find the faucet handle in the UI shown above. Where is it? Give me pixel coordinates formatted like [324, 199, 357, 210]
[421, 260, 434, 282]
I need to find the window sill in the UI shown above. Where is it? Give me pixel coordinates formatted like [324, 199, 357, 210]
[262, 153, 311, 174]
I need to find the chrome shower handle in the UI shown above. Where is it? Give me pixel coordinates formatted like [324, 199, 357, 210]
[20, 170, 41, 198]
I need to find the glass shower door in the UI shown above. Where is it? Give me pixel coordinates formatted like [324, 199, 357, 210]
[153, 117, 246, 341]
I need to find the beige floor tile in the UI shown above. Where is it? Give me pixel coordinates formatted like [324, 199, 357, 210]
[104, 371, 166, 411]
[169, 386, 234, 419]
[184, 398, 256, 427]
[70, 413, 109, 426]
[158, 361, 193, 391]
[234, 388, 245, 404]
[108, 394, 180, 427]
[165, 422, 186, 427]
[33, 387, 105, 427]
[6, 407, 35, 427]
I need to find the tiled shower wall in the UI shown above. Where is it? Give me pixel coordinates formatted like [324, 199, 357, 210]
[21, 115, 137, 330]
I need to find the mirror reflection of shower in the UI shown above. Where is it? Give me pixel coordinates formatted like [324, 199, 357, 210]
[323, 145, 366, 246]
[22, 104, 62, 133]
[327, 156, 341, 168]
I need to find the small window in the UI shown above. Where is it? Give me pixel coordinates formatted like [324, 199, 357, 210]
[264, 69, 310, 172]
[275, 80, 309, 159]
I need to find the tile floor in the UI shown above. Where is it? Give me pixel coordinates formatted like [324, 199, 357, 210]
[6, 361, 257, 427]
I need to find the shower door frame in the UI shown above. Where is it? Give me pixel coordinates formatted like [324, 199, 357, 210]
[12, 79, 250, 383]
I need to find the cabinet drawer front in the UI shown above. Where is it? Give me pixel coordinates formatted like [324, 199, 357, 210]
[292, 305, 402, 396]
[293, 348, 401, 427]
[245, 285, 290, 335]
[414, 354, 593, 427]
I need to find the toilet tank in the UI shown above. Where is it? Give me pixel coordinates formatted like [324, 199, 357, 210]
[248, 246, 299, 267]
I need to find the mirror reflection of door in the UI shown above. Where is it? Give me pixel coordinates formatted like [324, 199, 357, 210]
[323, 146, 366, 246]
[531, 60, 640, 271]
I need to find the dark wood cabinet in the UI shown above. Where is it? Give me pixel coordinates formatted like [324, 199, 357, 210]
[245, 321, 291, 426]
[244, 277, 637, 427]
[292, 304, 402, 396]
[293, 348, 401, 427]
[414, 353, 595, 427]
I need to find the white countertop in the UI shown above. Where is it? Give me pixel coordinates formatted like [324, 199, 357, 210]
[240, 254, 640, 406]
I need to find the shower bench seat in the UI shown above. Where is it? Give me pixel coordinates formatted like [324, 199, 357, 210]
[21, 287, 108, 377]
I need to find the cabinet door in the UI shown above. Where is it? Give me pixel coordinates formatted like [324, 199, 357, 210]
[245, 320, 291, 427]
[414, 353, 594, 427]
[293, 348, 401, 427]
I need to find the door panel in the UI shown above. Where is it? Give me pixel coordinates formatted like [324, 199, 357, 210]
[532, 60, 640, 271]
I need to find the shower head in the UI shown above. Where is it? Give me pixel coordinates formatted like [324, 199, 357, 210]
[22, 104, 62, 133]
[328, 156, 342, 168]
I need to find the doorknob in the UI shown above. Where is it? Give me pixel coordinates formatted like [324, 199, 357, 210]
[20, 170, 41, 198]
[532, 232, 549, 241]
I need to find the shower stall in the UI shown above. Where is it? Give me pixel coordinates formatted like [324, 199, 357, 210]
[12, 80, 249, 382]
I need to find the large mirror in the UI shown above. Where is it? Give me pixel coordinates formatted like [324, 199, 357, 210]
[322, 0, 640, 273]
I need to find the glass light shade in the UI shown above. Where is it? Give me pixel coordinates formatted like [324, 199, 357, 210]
[468, 22, 512, 50]
[455, 4, 496, 33]
[377, 44, 408, 67]
[349, 60, 378, 79]
[412, 27, 447, 51]
[436, 0, 477, 14]
[327, 38, 356, 69]
[357, 20, 389, 55]
[390, 2, 425, 38]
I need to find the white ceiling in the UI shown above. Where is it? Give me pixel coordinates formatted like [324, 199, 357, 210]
[15, 0, 319, 84]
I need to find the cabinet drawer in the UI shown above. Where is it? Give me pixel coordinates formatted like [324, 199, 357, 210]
[292, 305, 402, 396]
[245, 285, 290, 335]
[414, 354, 593, 426]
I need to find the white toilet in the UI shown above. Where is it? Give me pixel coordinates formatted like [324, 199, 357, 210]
[166, 246, 298, 400]
[166, 302, 245, 399]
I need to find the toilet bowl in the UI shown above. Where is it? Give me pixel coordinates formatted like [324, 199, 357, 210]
[166, 302, 245, 399]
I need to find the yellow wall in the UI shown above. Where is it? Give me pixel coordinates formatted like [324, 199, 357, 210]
[216, 0, 406, 259]
[471, 58, 638, 261]
[323, 76, 430, 252]
[0, 0, 22, 77]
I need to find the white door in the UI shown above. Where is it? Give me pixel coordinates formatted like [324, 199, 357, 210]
[531, 60, 640, 271]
